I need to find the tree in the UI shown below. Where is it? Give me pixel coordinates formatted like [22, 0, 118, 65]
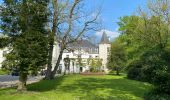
[96, 58, 102, 71]
[45, 0, 58, 80]
[108, 41, 126, 75]
[117, 0, 170, 99]
[0, 36, 10, 48]
[45, 0, 100, 79]
[89, 58, 96, 72]
[0, 0, 49, 91]
[89, 58, 102, 72]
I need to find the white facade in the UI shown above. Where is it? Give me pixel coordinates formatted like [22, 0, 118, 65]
[52, 32, 111, 73]
[60, 50, 99, 73]
[99, 44, 111, 72]
[0, 48, 8, 68]
[0, 32, 111, 74]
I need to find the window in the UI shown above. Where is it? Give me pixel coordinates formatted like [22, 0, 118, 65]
[66, 55, 69, 58]
[89, 48, 93, 53]
[96, 48, 98, 53]
[107, 47, 110, 53]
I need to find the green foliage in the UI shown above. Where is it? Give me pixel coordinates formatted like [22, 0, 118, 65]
[144, 89, 170, 100]
[89, 58, 102, 72]
[77, 55, 83, 67]
[0, 37, 10, 48]
[127, 60, 143, 81]
[1, 0, 49, 79]
[117, 0, 170, 98]
[126, 44, 170, 96]
[108, 41, 126, 75]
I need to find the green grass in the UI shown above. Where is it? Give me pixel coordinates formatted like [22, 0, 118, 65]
[0, 75, 152, 100]
[0, 69, 8, 75]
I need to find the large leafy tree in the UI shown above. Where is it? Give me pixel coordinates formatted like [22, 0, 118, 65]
[108, 41, 126, 75]
[45, 0, 100, 79]
[117, 0, 170, 98]
[0, 0, 49, 91]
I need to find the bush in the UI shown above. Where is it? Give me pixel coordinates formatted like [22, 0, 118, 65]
[127, 47, 170, 98]
[152, 71, 170, 94]
[142, 49, 170, 94]
[90, 68, 95, 72]
[144, 89, 170, 100]
[127, 60, 144, 81]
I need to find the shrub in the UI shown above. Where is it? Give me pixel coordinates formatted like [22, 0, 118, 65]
[127, 47, 170, 97]
[127, 60, 144, 81]
[144, 89, 170, 100]
[152, 70, 170, 94]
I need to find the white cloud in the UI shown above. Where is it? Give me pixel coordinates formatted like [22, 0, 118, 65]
[95, 29, 120, 40]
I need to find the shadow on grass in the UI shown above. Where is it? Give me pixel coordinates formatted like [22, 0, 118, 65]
[61, 77, 150, 98]
[27, 76, 66, 92]
[23, 75, 151, 99]
[0, 75, 151, 100]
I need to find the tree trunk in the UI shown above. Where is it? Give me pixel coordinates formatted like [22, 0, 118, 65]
[45, 0, 58, 80]
[116, 68, 120, 75]
[64, 67, 66, 75]
[45, 38, 54, 80]
[17, 73, 27, 92]
[51, 49, 64, 78]
[73, 62, 74, 74]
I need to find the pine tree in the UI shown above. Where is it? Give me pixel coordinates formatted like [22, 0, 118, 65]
[1, 0, 49, 91]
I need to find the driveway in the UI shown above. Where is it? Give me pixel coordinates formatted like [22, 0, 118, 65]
[0, 75, 19, 82]
[0, 75, 44, 88]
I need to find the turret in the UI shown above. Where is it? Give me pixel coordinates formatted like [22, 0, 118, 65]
[99, 31, 111, 72]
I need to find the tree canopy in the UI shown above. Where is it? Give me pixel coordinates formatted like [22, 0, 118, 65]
[0, 0, 49, 91]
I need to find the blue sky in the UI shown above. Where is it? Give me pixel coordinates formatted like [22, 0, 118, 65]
[85, 0, 147, 40]
[0, 0, 147, 40]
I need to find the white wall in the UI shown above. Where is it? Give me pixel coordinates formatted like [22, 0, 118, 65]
[0, 48, 8, 68]
[99, 43, 111, 72]
[0, 41, 111, 73]
[60, 49, 99, 73]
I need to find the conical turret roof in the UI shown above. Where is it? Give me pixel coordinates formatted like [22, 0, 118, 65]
[100, 31, 110, 44]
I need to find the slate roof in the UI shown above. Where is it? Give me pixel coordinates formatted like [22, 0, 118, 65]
[67, 40, 98, 54]
[69, 40, 98, 48]
[100, 31, 110, 44]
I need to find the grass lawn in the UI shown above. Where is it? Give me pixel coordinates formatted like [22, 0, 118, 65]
[0, 69, 7, 75]
[0, 75, 152, 100]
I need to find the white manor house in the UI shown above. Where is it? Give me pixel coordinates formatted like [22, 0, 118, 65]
[0, 32, 111, 74]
